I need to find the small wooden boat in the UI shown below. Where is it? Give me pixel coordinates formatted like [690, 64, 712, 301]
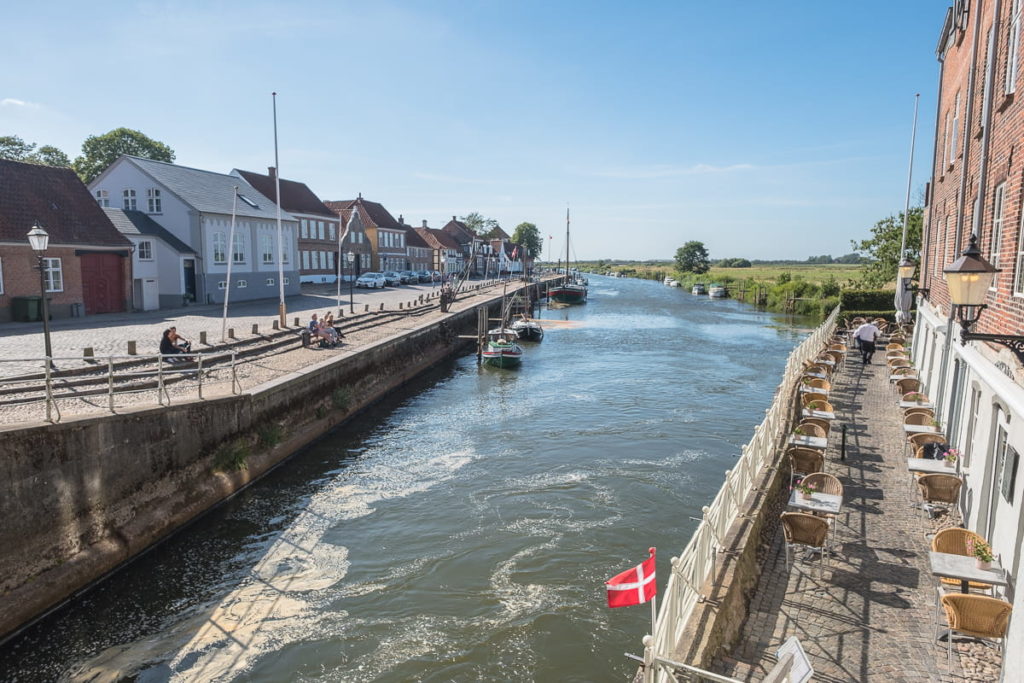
[482, 328, 524, 368]
[692, 283, 706, 295]
[510, 317, 544, 342]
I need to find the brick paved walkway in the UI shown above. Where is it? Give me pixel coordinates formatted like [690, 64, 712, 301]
[715, 352, 974, 682]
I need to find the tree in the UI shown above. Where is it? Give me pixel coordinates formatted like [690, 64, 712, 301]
[850, 207, 922, 288]
[511, 221, 543, 257]
[0, 135, 71, 167]
[460, 212, 501, 236]
[73, 127, 175, 183]
[674, 241, 710, 274]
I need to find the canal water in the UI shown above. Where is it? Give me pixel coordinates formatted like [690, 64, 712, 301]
[0, 276, 811, 683]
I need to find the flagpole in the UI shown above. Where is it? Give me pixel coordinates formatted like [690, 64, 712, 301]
[335, 218, 348, 316]
[221, 187, 238, 343]
[898, 93, 921, 260]
[272, 92, 286, 328]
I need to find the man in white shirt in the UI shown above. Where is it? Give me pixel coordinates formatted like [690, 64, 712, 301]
[854, 321, 881, 364]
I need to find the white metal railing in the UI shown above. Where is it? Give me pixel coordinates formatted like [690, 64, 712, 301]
[0, 351, 240, 424]
[642, 306, 840, 681]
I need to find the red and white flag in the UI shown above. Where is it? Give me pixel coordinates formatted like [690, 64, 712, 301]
[511, 246, 519, 259]
[606, 548, 656, 608]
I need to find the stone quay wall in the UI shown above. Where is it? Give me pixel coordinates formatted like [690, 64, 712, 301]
[0, 289, 514, 642]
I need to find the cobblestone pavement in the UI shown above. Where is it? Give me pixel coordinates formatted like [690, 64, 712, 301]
[0, 279, 507, 378]
[714, 351, 995, 682]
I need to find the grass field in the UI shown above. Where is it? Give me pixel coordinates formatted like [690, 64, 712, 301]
[576, 262, 865, 287]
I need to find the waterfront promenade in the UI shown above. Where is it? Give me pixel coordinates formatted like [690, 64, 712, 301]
[714, 352, 999, 681]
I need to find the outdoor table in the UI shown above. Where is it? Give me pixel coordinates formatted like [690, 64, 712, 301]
[904, 424, 940, 434]
[816, 358, 837, 367]
[929, 551, 1008, 594]
[789, 434, 828, 449]
[804, 371, 828, 380]
[802, 409, 836, 420]
[900, 401, 934, 409]
[788, 490, 842, 515]
[890, 373, 919, 382]
[907, 458, 959, 475]
[799, 385, 830, 396]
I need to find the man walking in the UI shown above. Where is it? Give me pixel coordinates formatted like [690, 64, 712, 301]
[854, 320, 881, 364]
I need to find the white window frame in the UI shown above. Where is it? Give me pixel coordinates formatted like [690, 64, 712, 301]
[1008, 0, 1022, 95]
[302, 250, 310, 270]
[43, 257, 63, 292]
[237, 279, 247, 288]
[232, 232, 246, 264]
[283, 277, 290, 285]
[213, 232, 227, 264]
[991, 182, 1006, 279]
[1015, 203, 1024, 296]
[261, 233, 274, 264]
[95, 190, 109, 207]
[266, 278, 275, 286]
[123, 189, 136, 210]
[950, 92, 960, 165]
[328, 223, 336, 240]
[138, 240, 153, 261]
[300, 219, 308, 239]
[217, 280, 227, 290]
[147, 188, 161, 213]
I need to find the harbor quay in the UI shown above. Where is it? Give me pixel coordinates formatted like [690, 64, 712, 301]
[0, 277, 548, 644]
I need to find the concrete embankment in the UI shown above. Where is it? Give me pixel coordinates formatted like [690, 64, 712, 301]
[0, 284, 534, 642]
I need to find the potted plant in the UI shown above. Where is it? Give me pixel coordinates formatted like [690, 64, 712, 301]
[794, 479, 817, 501]
[943, 449, 960, 468]
[931, 419, 942, 429]
[793, 425, 806, 436]
[808, 400, 825, 412]
[905, 392, 927, 403]
[966, 537, 995, 570]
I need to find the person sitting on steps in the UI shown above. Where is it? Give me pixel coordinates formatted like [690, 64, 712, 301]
[160, 329, 189, 363]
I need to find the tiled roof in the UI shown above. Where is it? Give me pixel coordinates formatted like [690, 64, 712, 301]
[324, 197, 404, 230]
[102, 207, 195, 254]
[404, 226, 430, 248]
[415, 227, 462, 251]
[232, 169, 335, 217]
[484, 225, 510, 240]
[120, 156, 294, 221]
[0, 159, 131, 247]
[441, 218, 476, 244]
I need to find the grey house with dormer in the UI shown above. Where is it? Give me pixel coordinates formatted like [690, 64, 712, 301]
[89, 155, 300, 306]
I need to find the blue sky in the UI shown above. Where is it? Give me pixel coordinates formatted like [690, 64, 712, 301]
[4, 1, 942, 260]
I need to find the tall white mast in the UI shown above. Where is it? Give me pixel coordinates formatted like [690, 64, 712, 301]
[273, 92, 286, 327]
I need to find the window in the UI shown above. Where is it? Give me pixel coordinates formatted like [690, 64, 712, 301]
[266, 278, 275, 286]
[43, 258, 63, 292]
[138, 240, 153, 260]
[237, 194, 258, 208]
[147, 188, 161, 213]
[237, 279, 247, 288]
[328, 223, 336, 240]
[949, 92, 960, 164]
[95, 190, 109, 207]
[301, 219, 309, 239]
[283, 277, 290, 285]
[361, 253, 370, 269]
[213, 232, 227, 264]
[233, 232, 245, 264]
[302, 250, 310, 270]
[321, 251, 328, 269]
[217, 281, 227, 290]
[327, 251, 335, 270]
[1016, 205, 1024, 295]
[963, 387, 982, 468]
[123, 189, 136, 210]
[261, 233, 274, 264]
[317, 221, 325, 240]
[1008, 0, 1021, 94]
[991, 182, 1006, 274]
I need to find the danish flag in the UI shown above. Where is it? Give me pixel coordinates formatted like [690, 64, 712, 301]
[606, 548, 656, 608]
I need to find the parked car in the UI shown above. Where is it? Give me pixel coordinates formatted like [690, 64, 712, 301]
[429, 270, 443, 282]
[399, 270, 418, 284]
[356, 272, 386, 288]
[382, 271, 404, 287]
[415, 270, 432, 283]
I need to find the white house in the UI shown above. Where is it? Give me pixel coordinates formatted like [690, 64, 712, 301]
[103, 208, 196, 310]
[90, 155, 300, 306]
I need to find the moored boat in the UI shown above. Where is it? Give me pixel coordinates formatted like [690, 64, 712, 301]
[510, 317, 544, 342]
[549, 209, 587, 305]
[708, 283, 727, 298]
[482, 328, 524, 368]
[692, 283, 706, 295]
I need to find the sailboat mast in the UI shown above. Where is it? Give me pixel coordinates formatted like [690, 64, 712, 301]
[565, 207, 570, 278]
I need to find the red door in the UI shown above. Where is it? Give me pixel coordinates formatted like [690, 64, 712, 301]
[81, 253, 125, 315]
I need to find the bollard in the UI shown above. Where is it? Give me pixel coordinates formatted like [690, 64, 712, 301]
[841, 423, 847, 461]
[199, 330, 207, 345]
[252, 323, 259, 335]
[379, 303, 384, 311]
[338, 309, 344, 317]
[399, 302, 403, 310]
[419, 295, 424, 303]
[294, 317, 300, 327]
[273, 319, 280, 330]
[228, 328, 235, 339]
[127, 340, 137, 355]
[365, 304, 370, 312]
[83, 347, 94, 360]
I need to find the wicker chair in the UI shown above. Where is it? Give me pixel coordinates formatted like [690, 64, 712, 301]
[903, 391, 930, 403]
[806, 363, 832, 377]
[896, 378, 922, 395]
[904, 407, 935, 420]
[892, 366, 917, 377]
[931, 528, 992, 592]
[886, 343, 905, 351]
[804, 399, 835, 414]
[802, 377, 831, 392]
[918, 473, 962, 518]
[905, 412, 937, 427]
[788, 447, 825, 487]
[800, 417, 831, 435]
[781, 512, 830, 576]
[796, 423, 827, 439]
[937, 594, 1011, 670]
[801, 392, 829, 408]
[907, 432, 948, 460]
[801, 472, 844, 543]
[889, 335, 906, 344]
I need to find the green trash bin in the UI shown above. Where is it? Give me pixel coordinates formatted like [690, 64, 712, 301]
[11, 296, 42, 322]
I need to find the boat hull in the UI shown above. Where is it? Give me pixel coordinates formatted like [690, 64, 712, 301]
[482, 344, 523, 368]
[549, 285, 587, 304]
[511, 323, 544, 342]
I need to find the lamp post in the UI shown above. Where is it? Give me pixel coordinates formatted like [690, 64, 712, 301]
[940, 234, 1024, 359]
[27, 224, 53, 368]
[898, 254, 929, 296]
[347, 251, 355, 314]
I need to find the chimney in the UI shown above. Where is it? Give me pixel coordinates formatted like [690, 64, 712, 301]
[422, 219, 428, 228]
[398, 214, 404, 225]
[452, 215, 457, 222]
[268, 166, 276, 179]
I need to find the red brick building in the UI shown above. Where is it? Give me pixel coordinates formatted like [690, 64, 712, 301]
[914, 2, 1024, 666]
[0, 159, 132, 321]
[326, 197, 407, 272]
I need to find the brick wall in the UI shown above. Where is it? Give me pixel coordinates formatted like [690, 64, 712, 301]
[0, 245, 84, 321]
[925, 0, 1024, 338]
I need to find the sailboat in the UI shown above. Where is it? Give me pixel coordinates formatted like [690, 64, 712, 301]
[482, 279, 525, 368]
[548, 208, 588, 305]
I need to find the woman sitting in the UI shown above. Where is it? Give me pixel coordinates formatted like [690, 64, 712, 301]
[160, 329, 189, 362]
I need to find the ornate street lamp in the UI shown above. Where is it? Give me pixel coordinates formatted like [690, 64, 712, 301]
[897, 254, 928, 296]
[941, 234, 1024, 359]
[347, 251, 355, 314]
[27, 224, 54, 368]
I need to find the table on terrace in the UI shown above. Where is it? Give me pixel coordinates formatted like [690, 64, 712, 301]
[900, 401, 934, 409]
[904, 424, 940, 434]
[789, 434, 828, 449]
[802, 409, 835, 420]
[788, 490, 843, 515]
[799, 385, 830, 396]
[929, 551, 1008, 594]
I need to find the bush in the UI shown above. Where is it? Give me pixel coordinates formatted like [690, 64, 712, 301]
[839, 289, 893, 311]
[332, 387, 352, 410]
[258, 423, 283, 448]
[820, 276, 840, 298]
[212, 439, 250, 472]
[842, 309, 898, 322]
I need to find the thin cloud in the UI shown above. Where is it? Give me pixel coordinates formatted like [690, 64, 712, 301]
[583, 163, 756, 179]
[0, 98, 40, 108]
